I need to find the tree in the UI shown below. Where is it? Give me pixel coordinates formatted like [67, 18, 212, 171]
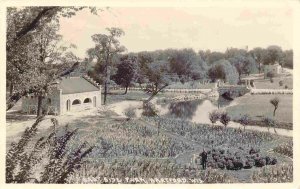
[263, 45, 283, 65]
[209, 59, 239, 85]
[229, 55, 258, 82]
[88, 27, 126, 105]
[249, 47, 266, 73]
[144, 60, 171, 102]
[168, 48, 207, 81]
[220, 112, 231, 128]
[32, 21, 80, 117]
[206, 51, 224, 65]
[6, 6, 100, 110]
[209, 110, 220, 127]
[282, 50, 293, 69]
[238, 114, 250, 132]
[270, 97, 279, 116]
[113, 55, 137, 94]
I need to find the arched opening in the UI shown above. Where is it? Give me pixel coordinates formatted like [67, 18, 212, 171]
[72, 99, 81, 105]
[83, 98, 92, 103]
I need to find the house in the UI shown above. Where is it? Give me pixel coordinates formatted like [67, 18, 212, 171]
[22, 75, 101, 115]
[263, 62, 282, 76]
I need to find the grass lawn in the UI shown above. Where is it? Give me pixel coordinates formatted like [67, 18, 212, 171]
[254, 77, 293, 89]
[226, 94, 293, 123]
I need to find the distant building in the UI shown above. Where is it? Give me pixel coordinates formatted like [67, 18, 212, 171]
[22, 75, 101, 115]
[263, 62, 282, 76]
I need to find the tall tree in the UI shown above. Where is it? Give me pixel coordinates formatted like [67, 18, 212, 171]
[263, 45, 283, 65]
[88, 28, 126, 105]
[6, 6, 100, 110]
[144, 60, 171, 102]
[249, 47, 266, 73]
[112, 55, 137, 94]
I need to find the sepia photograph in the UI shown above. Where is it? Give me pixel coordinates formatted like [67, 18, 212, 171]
[2, 0, 298, 185]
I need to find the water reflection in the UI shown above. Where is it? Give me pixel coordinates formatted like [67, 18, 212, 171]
[167, 100, 202, 120]
[163, 97, 233, 124]
[111, 97, 234, 124]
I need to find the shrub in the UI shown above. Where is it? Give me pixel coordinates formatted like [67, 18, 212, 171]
[220, 112, 231, 128]
[142, 101, 158, 117]
[124, 106, 136, 120]
[238, 114, 251, 131]
[244, 160, 254, 169]
[262, 116, 276, 133]
[251, 163, 293, 183]
[209, 110, 220, 126]
[6, 117, 94, 183]
[254, 157, 266, 167]
[279, 80, 283, 86]
[232, 160, 244, 170]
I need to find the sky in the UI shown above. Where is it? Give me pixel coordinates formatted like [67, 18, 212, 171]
[58, 5, 293, 59]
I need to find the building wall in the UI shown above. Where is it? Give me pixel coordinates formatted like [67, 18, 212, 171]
[264, 64, 281, 76]
[60, 89, 101, 114]
[22, 87, 101, 115]
[21, 89, 61, 114]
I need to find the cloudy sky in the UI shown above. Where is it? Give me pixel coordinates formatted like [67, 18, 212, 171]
[58, 5, 293, 59]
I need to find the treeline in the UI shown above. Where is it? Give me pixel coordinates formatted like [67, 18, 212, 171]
[87, 44, 293, 95]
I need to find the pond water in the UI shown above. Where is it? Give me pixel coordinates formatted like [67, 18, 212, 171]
[111, 97, 236, 124]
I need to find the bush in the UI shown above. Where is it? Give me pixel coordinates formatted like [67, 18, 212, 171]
[142, 101, 158, 117]
[220, 112, 231, 128]
[251, 163, 293, 183]
[255, 157, 266, 167]
[209, 110, 220, 126]
[244, 160, 254, 169]
[124, 106, 136, 120]
[6, 117, 94, 183]
[238, 114, 251, 131]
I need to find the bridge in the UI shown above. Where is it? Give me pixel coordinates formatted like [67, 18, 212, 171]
[217, 85, 250, 99]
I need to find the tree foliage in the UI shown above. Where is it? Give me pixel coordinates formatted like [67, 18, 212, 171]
[112, 55, 138, 94]
[87, 27, 126, 104]
[6, 6, 100, 110]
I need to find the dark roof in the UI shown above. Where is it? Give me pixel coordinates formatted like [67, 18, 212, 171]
[58, 77, 99, 94]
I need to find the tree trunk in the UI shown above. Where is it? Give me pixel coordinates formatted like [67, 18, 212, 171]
[273, 107, 277, 116]
[9, 83, 13, 96]
[103, 81, 107, 105]
[37, 95, 43, 117]
[124, 85, 128, 95]
[146, 84, 168, 103]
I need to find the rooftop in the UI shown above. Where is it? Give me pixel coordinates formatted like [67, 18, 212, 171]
[58, 77, 100, 94]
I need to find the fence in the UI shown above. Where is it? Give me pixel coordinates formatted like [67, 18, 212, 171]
[110, 87, 213, 94]
[250, 89, 293, 95]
